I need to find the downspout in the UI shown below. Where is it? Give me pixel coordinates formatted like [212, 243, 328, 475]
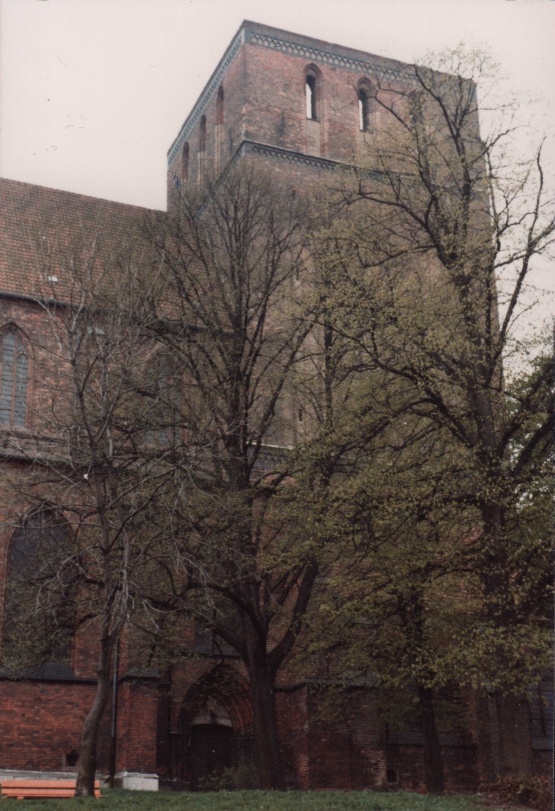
[108, 640, 120, 786]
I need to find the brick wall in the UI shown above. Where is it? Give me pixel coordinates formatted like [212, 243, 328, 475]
[386, 742, 479, 793]
[305, 686, 386, 790]
[276, 687, 309, 788]
[0, 679, 103, 771]
[116, 677, 159, 774]
[166, 21, 409, 204]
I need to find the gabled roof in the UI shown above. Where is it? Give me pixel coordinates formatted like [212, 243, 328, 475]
[0, 177, 160, 301]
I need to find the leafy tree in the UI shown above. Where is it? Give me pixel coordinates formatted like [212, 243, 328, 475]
[291, 399, 478, 793]
[318, 47, 554, 778]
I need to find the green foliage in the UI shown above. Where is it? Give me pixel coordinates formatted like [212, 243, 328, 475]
[197, 764, 260, 791]
[488, 776, 553, 811]
[285, 46, 554, 786]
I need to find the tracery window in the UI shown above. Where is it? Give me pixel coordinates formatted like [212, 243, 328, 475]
[3, 507, 75, 669]
[0, 327, 28, 427]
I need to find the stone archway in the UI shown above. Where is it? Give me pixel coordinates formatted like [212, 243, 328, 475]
[176, 665, 254, 789]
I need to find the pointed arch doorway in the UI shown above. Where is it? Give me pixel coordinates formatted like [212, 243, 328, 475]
[175, 665, 255, 790]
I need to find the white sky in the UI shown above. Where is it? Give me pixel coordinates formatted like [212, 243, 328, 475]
[1, 0, 554, 211]
[0, 0, 553, 330]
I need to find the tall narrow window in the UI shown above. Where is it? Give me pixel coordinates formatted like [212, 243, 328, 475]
[359, 88, 370, 131]
[304, 67, 323, 158]
[0, 328, 28, 427]
[306, 74, 317, 120]
[198, 116, 207, 185]
[358, 81, 374, 132]
[215, 87, 224, 173]
[216, 86, 224, 126]
[409, 90, 424, 127]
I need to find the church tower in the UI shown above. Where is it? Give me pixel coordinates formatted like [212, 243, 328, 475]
[167, 21, 412, 207]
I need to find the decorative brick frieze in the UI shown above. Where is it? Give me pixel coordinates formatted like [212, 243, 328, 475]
[239, 141, 345, 172]
[246, 29, 404, 83]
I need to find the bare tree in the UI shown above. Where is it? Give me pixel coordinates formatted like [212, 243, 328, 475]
[1, 228, 183, 797]
[143, 165, 336, 790]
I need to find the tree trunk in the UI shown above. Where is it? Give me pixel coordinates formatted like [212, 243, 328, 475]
[244, 626, 285, 790]
[474, 691, 498, 784]
[479, 504, 535, 780]
[75, 638, 112, 797]
[495, 692, 534, 778]
[418, 685, 445, 794]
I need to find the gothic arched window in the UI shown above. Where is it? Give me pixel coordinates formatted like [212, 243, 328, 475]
[358, 80, 374, 132]
[182, 142, 190, 184]
[216, 86, 224, 126]
[358, 88, 370, 131]
[0, 327, 29, 428]
[3, 508, 76, 670]
[305, 67, 320, 120]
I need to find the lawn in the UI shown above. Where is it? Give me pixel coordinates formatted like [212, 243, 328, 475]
[0, 789, 516, 811]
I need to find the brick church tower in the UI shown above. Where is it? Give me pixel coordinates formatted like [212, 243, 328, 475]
[158, 23, 420, 792]
[166, 21, 410, 203]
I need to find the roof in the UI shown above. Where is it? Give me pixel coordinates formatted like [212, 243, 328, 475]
[0, 177, 160, 301]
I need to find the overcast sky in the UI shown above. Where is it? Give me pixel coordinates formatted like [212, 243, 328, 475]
[0, 0, 553, 331]
[1, 0, 554, 212]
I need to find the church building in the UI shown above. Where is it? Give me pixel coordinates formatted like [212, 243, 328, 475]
[0, 21, 551, 793]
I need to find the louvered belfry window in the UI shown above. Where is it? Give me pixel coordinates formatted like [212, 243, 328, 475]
[0, 329, 28, 427]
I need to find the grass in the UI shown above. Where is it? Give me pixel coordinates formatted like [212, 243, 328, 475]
[0, 788, 516, 811]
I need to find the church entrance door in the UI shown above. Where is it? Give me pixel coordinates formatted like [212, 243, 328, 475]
[188, 723, 233, 789]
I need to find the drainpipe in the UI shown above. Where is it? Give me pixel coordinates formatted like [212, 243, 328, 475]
[108, 640, 120, 786]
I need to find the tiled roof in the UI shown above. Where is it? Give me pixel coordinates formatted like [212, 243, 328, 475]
[0, 177, 161, 301]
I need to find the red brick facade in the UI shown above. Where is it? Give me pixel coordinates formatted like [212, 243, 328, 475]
[0, 20, 551, 792]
